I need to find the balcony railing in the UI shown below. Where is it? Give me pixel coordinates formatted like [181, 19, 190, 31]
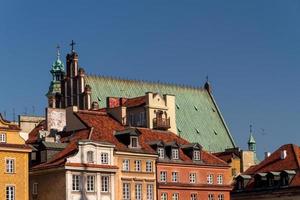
[153, 117, 170, 130]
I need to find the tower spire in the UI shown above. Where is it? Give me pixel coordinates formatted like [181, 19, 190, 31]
[248, 124, 256, 152]
[56, 44, 61, 60]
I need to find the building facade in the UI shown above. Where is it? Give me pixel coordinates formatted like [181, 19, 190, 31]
[0, 114, 31, 200]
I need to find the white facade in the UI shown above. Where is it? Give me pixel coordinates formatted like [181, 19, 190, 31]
[65, 140, 117, 200]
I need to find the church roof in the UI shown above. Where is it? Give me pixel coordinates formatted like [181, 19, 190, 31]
[84, 75, 236, 152]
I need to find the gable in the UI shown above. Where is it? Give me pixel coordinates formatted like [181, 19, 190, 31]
[84, 76, 235, 152]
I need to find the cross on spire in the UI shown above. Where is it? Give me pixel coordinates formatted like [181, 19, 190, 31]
[70, 40, 76, 52]
[56, 44, 60, 60]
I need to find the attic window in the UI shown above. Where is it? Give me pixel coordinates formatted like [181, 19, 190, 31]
[176, 104, 180, 109]
[97, 97, 102, 102]
[172, 149, 179, 160]
[212, 107, 216, 112]
[177, 128, 182, 133]
[195, 128, 200, 134]
[214, 130, 218, 135]
[193, 150, 201, 161]
[130, 137, 138, 148]
[158, 148, 165, 159]
[87, 151, 94, 163]
[194, 105, 198, 111]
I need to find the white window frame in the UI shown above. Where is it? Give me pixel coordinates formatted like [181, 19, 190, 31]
[208, 194, 214, 200]
[193, 150, 200, 160]
[72, 174, 80, 191]
[87, 151, 94, 163]
[172, 193, 179, 200]
[217, 175, 223, 185]
[158, 148, 165, 159]
[86, 175, 95, 192]
[161, 193, 168, 200]
[6, 185, 15, 200]
[101, 176, 109, 192]
[172, 172, 178, 182]
[207, 174, 214, 184]
[6, 158, 15, 173]
[32, 183, 38, 195]
[146, 160, 153, 172]
[131, 136, 138, 148]
[123, 183, 130, 200]
[135, 160, 141, 172]
[191, 193, 197, 200]
[135, 183, 142, 200]
[218, 194, 224, 200]
[101, 153, 108, 164]
[160, 171, 167, 182]
[172, 148, 179, 159]
[189, 173, 196, 183]
[147, 184, 154, 200]
[0, 133, 6, 143]
[123, 159, 130, 171]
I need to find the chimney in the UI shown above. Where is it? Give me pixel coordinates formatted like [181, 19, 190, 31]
[91, 101, 99, 110]
[281, 150, 287, 160]
[264, 152, 271, 159]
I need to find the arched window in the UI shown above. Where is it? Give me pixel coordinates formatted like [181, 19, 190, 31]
[87, 151, 94, 163]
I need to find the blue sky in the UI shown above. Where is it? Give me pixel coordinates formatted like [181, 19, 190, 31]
[1, 1, 300, 158]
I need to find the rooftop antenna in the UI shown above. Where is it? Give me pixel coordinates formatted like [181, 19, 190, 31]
[12, 108, 16, 122]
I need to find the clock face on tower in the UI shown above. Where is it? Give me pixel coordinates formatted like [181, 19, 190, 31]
[47, 108, 66, 132]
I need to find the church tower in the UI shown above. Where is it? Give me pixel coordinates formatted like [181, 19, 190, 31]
[47, 45, 65, 108]
[248, 125, 256, 152]
[60, 40, 91, 110]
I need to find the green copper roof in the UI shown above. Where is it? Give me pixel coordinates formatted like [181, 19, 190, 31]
[84, 76, 236, 152]
[248, 133, 256, 144]
[51, 58, 65, 73]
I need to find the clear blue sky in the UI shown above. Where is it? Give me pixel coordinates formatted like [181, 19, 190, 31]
[1, 1, 300, 158]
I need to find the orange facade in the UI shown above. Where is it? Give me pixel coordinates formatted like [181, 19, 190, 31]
[157, 163, 232, 200]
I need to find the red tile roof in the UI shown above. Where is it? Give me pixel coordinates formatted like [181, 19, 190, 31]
[213, 151, 240, 163]
[26, 120, 46, 144]
[0, 143, 32, 150]
[239, 144, 300, 188]
[123, 96, 146, 107]
[31, 110, 228, 170]
[0, 114, 21, 131]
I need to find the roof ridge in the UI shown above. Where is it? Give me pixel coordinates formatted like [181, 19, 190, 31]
[86, 74, 204, 91]
[291, 144, 300, 168]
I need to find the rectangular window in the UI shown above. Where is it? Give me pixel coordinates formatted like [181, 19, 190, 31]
[101, 176, 109, 192]
[6, 186, 15, 200]
[191, 193, 197, 200]
[161, 193, 168, 200]
[217, 175, 223, 185]
[135, 160, 141, 172]
[193, 150, 200, 160]
[208, 194, 214, 200]
[218, 194, 224, 200]
[146, 161, 152, 172]
[86, 175, 95, 192]
[0, 133, 6, 143]
[101, 153, 108, 164]
[207, 174, 213, 184]
[172, 193, 179, 200]
[135, 184, 142, 200]
[172, 172, 178, 182]
[87, 151, 94, 163]
[140, 112, 146, 125]
[158, 148, 165, 159]
[123, 183, 130, 200]
[33, 183, 38, 195]
[123, 159, 130, 171]
[6, 159, 15, 173]
[172, 149, 179, 159]
[131, 137, 138, 148]
[147, 184, 154, 200]
[72, 175, 80, 191]
[160, 171, 167, 182]
[189, 173, 196, 183]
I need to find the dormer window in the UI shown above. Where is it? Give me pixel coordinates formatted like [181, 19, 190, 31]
[158, 148, 165, 159]
[193, 150, 200, 161]
[0, 133, 6, 143]
[172, 149, 179, 160]
[87, 151, 94, 163]
[131, 137, 138, 148]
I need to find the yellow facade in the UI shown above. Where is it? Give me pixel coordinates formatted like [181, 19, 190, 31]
[0, 115, 31, 200]
[114, 151, 157, 200]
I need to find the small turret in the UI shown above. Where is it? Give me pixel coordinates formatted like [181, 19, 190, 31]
[248, 125, 256, 152]
[47, 45, 65, 108]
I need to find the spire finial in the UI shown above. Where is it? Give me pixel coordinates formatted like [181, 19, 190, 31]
[56, 44, 61, 60]
[70, 40, 76, 52]
[250, 124, 253, 133]
[206, 75, 209, 83]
